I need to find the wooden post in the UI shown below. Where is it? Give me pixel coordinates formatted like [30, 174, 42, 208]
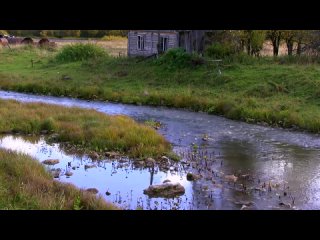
[31, 59, 34, 68]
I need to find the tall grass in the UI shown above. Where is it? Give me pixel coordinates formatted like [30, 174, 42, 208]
[0, 149, 117, 210]
[0, 99, 172, 158]
[55, 43, 107, 62]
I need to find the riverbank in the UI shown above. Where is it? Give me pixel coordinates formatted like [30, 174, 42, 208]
[1, 46, 320, 133]
[0, 149, 117, 209]
[0, 99, 172, 159]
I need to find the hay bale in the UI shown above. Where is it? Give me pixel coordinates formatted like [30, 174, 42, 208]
[39, 38, 50, 46]
[7, 37, 21, 44]
[0, 38, 8, 46]
[21, 37, 34, 44]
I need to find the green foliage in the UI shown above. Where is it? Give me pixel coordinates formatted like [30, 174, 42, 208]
[156, 48, 191, 67]
[107, 30, 128, 37]
[73, 195, 83, 210]
[155, 48, 204, 69]
[40, 117, 56, 131]
[205, 42, 237, 58]
[55, 44, 107, 62]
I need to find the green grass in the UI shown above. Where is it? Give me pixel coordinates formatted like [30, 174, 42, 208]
[0, 99, 172, 158]
[1, 46, 320, 132]
[0, 149, 117, 210]
[54, 43, 107, 63]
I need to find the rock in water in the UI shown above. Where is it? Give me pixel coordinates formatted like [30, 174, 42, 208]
[145, 157, 156, 167]
[42, 159, 59, 165]
[65, 171, 73, 177]
[86, 188, 99, 194]
[133, 160, 145, 168]
[89, 152, 99, 160]
[50, 168, 61, 178]
[105, 151, 121, 158]
[84, 164, 96, 170]
[224, 174, 238, 182]
[161, 156, 170, 163]
[186, 172, 201, 181]
[143, 183, 185, 198]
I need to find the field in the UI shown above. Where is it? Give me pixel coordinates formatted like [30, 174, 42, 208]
[1, 43, 320, 133]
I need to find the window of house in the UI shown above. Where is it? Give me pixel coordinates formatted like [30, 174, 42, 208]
[160, 36, 169, 52]
[137, 35, 145, 50]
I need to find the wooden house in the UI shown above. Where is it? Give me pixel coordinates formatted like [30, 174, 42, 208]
[127, 30, 209, 57]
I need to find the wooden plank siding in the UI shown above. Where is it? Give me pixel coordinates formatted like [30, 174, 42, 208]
[128, 31, 178, 57]
[127, 30, 210, 57]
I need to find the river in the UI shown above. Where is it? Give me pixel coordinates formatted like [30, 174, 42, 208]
[1, 90, 320, 210]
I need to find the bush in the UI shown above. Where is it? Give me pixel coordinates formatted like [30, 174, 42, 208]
[55, 44, 107, 63]
[205, 43, 237, 58]
[155, 48, 204, 68]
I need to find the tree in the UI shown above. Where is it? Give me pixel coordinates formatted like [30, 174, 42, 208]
[40, 30, 55, 37]
[80, 30, 99, 38]
[296, 30, 314, 55]
[282, 30, 295, 56]
[266, 30, 283, 56]
[230, 30, 265, 56]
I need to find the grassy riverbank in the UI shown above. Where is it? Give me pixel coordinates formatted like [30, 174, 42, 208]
[1, 45, 320, 132]
[0, 149, 117, 209]
[0, 99, 172, 158]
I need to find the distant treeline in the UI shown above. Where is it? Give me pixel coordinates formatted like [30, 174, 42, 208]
[5, 30, 128, 38]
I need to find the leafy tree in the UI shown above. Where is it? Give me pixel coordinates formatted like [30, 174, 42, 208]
[239, 30, 265, 56]
[282, 30, 295, 56]
[266, 30, 283, 56]
[80, 30, 99, 38]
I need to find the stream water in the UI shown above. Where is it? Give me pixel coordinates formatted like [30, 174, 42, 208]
[1, 90, 320, 209]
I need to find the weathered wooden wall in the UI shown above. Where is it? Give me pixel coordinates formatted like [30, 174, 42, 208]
[178, 30, 206, 54]
[128, 31, 178, 57]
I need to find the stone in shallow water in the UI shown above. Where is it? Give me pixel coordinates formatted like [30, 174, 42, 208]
[50, 168, 61, 178]
[145, 157, 156, 167]
[143, 183, 185, 198]
[105, 151, 121, 158]
[86, 188, 99, 194]
[84, 164, 96, 170]
[224, 174, 238, 182]
[65, 171, 73, 177]
[89, 152, 100, 160]
[133, 160, 145, 168]
[186, 172, 201, 181]
[42, 159, 59, 165]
